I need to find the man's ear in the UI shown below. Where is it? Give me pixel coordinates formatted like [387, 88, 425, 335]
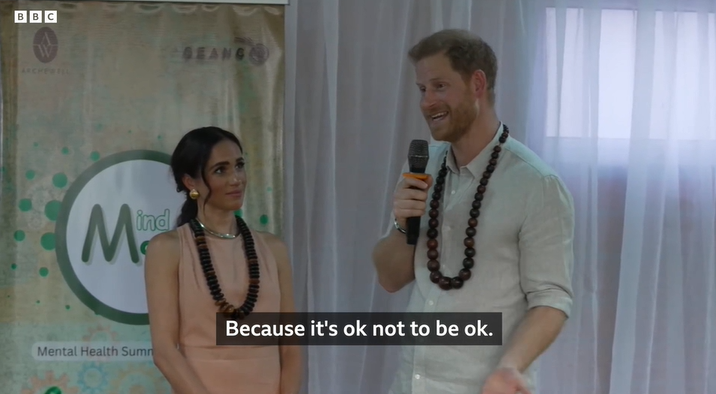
[471, 69, 487, 100]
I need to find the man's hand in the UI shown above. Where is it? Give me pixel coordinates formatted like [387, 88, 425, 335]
[392, 175, 433, 229]
[480, 367, 532, 394]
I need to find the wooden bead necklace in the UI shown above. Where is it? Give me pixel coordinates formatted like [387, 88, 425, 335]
[426, 125, 509, 290]
[188, 216, 259, 319]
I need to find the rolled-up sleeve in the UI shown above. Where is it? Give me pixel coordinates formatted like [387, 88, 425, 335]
[518, 174, 575, 318]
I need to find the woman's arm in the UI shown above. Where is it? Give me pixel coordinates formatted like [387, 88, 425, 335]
[144, 232, 212, 394]
[262, 233, 303, 394]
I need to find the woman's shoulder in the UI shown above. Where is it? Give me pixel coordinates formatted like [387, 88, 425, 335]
[152, 228, 180, 243]
[253, 231, 289, 264]
[143, 229, 183, 276]
[147, 229, 181, 256]
[254, 230, 284, 248]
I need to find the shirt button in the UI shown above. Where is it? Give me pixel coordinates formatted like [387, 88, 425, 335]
[451, 190, 456, 195]
[428, 300, 434, 306]
[415, 374, 421, 379]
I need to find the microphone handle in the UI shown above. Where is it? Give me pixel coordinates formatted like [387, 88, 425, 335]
[406, 215, 421, 245]
[405, 180, 424, 245]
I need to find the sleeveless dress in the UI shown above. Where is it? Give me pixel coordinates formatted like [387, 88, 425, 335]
[175, 223, 282, 394]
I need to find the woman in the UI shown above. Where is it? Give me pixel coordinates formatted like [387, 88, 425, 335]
[144, 126, 301, 394]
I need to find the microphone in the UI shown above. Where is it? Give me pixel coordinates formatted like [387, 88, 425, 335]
[404, 139, 430, 245]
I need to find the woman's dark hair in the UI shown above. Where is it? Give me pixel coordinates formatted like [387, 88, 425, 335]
[170, 126, 243, 228]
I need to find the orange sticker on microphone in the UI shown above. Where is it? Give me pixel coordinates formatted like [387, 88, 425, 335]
[402, 173, 430, 181]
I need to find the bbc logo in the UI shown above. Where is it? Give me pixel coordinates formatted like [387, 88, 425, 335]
[14, 10, 57, 24]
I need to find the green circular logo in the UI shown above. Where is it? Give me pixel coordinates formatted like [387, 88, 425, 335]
[56, 150, 183, 325]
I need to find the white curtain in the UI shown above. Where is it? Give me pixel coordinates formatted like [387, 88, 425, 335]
[283, 0, 716, 393]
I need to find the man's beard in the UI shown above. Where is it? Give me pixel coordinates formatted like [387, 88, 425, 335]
[431, 99, 478, 143]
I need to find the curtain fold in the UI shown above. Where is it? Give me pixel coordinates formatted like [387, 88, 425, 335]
[133, 0, 713, 392]
[286, 0, 716, 393]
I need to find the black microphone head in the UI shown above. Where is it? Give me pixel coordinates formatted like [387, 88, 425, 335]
[408, 139, 429, 173]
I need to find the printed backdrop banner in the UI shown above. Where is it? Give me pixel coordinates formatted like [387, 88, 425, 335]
[0, 1, 285, 392]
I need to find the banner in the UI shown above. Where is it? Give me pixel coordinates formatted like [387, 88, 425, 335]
[0, 1, 285, 392]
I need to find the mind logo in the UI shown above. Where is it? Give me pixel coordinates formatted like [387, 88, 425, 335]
[56, 150, 184, 325]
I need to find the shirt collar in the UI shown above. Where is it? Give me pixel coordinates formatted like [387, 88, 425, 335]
[445, 122, 505, 176]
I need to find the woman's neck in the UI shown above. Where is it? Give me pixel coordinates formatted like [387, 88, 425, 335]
[197, 208, 237, 235]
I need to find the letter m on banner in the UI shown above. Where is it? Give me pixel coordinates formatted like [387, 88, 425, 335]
[82, 204, 140, 264]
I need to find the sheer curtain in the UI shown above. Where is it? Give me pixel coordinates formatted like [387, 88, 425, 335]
[527, 1, 716, 393]
[283, 0, 716, 393]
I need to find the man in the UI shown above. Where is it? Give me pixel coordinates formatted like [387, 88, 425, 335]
[371, 29, 575, 394]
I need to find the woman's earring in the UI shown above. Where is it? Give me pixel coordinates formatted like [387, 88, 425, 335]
[189, 189, 199, 200]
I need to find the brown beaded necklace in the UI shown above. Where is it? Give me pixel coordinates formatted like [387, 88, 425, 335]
[188, 216, 259, 319]
[426, 125, 509, 290]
